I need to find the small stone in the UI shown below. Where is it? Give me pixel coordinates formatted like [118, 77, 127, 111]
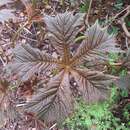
[20, 12, 24, 17]
[94, 10, 99, 15]
[73, 82, 77, 86]
[50, 74, 53, 78]
[21, 39, 26, 44]
[45, 5, 51, 9]
[52, 52, 58, 58]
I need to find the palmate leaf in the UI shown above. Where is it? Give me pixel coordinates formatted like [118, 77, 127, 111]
[8, 12, 121, 124]
[9, 44, 59, 81]
[44, 12, 84, 56]
[71, 21, 120, 66]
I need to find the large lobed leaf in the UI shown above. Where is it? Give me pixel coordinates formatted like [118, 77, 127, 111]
[25, 71, 74, 123]
[71, 21, 121, 66]
[71, 69, 116, 103]
[9, 44, 59, 81]
[44, 12, 84, 55]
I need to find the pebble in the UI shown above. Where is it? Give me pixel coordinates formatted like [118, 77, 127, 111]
[52, 52, 58, 58]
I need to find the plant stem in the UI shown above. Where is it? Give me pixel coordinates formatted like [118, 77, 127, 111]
[106, 5, 130, 26]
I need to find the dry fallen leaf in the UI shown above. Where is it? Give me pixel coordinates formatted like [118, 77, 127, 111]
[0, 9, 16, 23]
[0, 0, 12, 6]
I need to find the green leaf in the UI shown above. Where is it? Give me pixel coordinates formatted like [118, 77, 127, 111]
[108, 26, 119, 35]
[114, 0, 123, 10]
[79, 2, 89, 13]
[121, 89, 128, 97]
[127, 22, 130, 27]
[125, 103, 130, 110]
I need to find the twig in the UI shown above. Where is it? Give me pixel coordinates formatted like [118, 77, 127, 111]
[0, 94, 5, 107]
[125, 37, 129, 49]
[6, 24, 37, 42]
[109, 62, 122, 66]
[85, 0, 93, 27]
[49, 123, 57, 130]
[0, 56, 6, 66]
[12, 21, 29, 47]
[107, 5, 130, 26]
[118, 6, 130, 38]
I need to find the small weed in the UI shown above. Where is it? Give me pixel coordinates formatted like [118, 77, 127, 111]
[108, 25, 119, 35]
[79, 2, 89, 13]
[114, 0, 124, 10]
[63, 87, 129, 130]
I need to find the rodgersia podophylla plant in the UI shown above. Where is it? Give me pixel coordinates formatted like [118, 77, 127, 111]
[8, 12, 121, 124]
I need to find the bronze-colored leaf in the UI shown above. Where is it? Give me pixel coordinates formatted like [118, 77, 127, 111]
[25, 71, 74, 123]
[71, 21, 121, 66]
[9, 44, 59, 81]
[44, 12, 84, 55]
[70, 69, 115, 103]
